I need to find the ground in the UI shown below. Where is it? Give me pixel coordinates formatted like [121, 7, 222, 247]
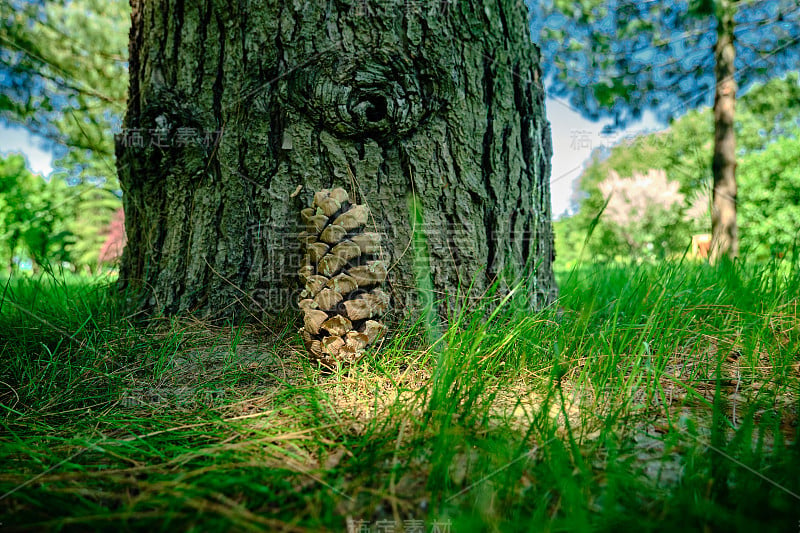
[0, 260, 798, 531]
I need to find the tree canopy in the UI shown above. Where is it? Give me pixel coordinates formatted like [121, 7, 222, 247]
[530, 0, 800, 127]
[0, 0, 129, 268]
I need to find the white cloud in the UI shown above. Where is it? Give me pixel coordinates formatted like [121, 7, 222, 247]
[545, 97, 665, 218]
[0, 124, 54, 176]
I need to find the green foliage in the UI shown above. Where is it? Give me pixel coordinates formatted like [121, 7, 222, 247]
[1, 0, 128, 155]
[738, 135, 800, 260]
[556, 74, 800, 268]
[0, 0, 129, 269]
[0, 154, 70, 269]
[597, 168, 692, 259]
[735, 72, 800, 150]
[553, 215, 587, 268]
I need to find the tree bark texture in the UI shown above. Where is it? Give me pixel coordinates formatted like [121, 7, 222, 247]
[116, 0, 556, 322]
[710, 0, 738, 263]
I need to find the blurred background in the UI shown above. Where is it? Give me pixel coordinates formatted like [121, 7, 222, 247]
[1, 0, 798, 275]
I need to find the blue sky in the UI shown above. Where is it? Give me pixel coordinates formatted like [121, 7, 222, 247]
[0, 97, 664, 218]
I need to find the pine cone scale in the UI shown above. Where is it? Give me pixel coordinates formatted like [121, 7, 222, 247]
[297, 187, 388, 366]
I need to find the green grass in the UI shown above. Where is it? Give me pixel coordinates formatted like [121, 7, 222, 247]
[1, 259, 798, 532]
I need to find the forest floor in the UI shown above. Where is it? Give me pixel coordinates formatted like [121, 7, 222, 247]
[0, 260, 798, 532]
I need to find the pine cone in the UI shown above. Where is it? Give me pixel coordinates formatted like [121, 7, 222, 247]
[298, 188, 388, 366]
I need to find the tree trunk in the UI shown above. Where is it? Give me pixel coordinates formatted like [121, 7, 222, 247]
[116, 0, 556, 323]
[710, 0, 738, 263]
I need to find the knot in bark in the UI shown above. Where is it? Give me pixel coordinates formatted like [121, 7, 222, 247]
[283, 49, 446, 139]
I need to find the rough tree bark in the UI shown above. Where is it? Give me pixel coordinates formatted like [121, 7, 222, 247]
[116, 0, 556, 322]
[710, 0, 738, 263]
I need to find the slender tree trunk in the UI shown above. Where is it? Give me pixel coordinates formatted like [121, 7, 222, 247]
[116, 0, 556, 323]
[710, 0, 738, 263]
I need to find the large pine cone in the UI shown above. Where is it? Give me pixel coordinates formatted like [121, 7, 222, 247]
[298, 188, 388, 366]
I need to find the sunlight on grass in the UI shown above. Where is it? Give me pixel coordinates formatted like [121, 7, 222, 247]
[1, 259, 798, 531]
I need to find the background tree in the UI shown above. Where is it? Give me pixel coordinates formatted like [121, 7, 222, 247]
[0, 0, 129, 268]
[530, 0, 800, 262]
[116, 0, 556, 321]
[555, 74, 800, 268]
